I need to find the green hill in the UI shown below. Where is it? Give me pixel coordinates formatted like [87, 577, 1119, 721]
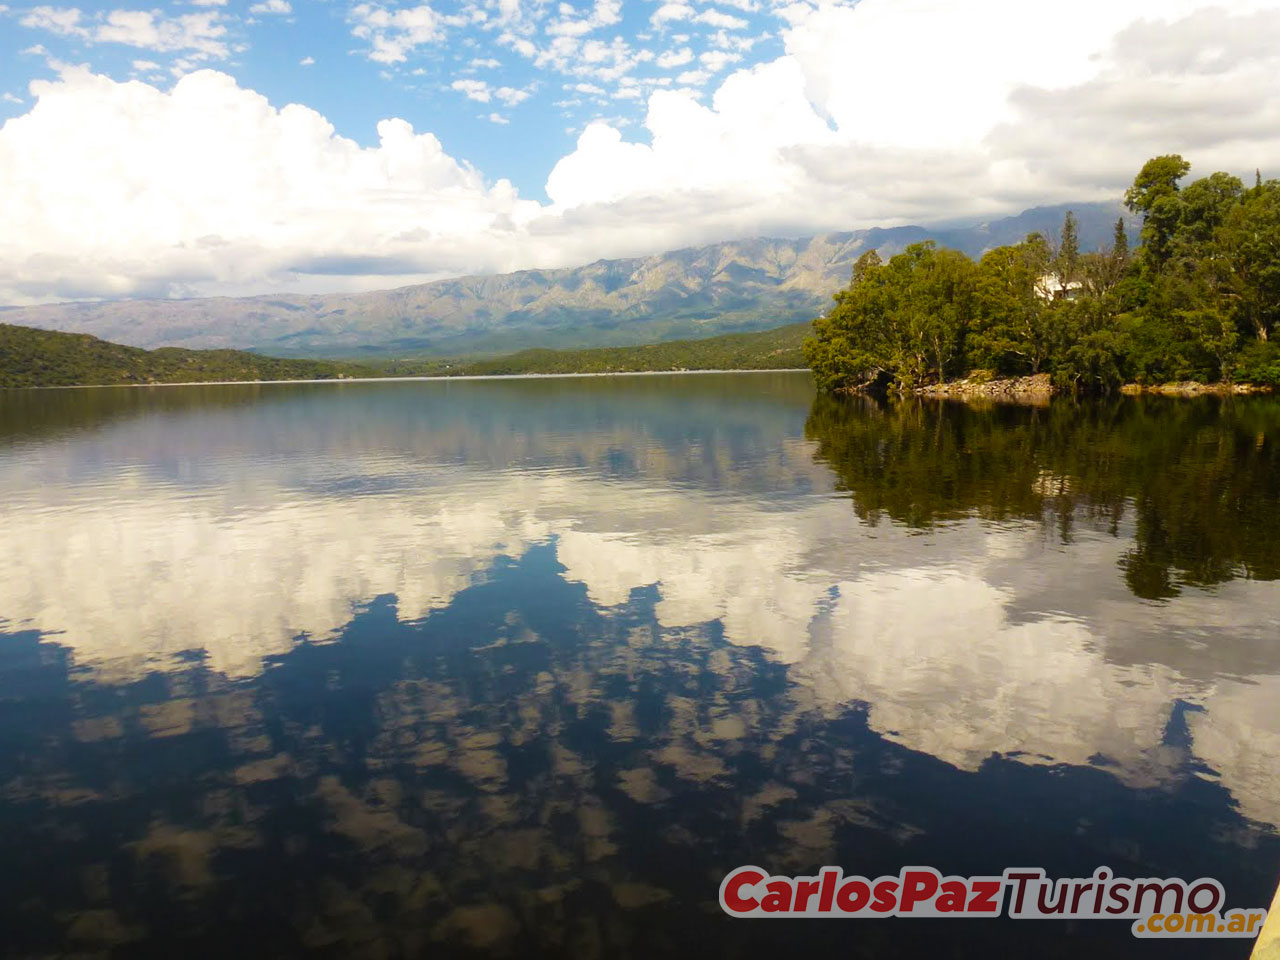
[447, 321, 809, 376]
[0, 323, 378, 388]
[1, 321, 810, 388]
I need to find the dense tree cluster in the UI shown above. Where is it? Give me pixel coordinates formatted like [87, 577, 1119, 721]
[805, 156, 1280, 392]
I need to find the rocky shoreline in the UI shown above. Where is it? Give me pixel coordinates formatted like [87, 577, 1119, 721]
[900, 374, 1272, 401]
[839, 373, 1274, 400]
[914, 373, 1055, 400]
[1119, 381, 1272, 396]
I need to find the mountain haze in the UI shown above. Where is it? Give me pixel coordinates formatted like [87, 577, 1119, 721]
[1, 203, 1130, 356]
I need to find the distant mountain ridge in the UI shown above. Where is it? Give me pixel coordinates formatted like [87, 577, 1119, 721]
[1, 202, 1131, 357]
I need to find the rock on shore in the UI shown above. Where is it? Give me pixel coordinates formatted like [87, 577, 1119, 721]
[915, 373, 1055, 400]
[1119, 381, 1271, 396]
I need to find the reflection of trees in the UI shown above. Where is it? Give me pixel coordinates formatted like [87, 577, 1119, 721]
[805, 395, 1280, 599]
[1, 545, 1276, 960]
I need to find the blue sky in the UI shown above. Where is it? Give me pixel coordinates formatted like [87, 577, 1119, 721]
[1, 0, 1278, 303]
[1, 0, 787, 201]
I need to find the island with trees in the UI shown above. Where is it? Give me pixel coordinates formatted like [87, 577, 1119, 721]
[804, 155, 1280, 395]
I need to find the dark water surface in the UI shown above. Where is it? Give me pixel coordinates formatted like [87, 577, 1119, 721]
[0, 373, 1277, 959]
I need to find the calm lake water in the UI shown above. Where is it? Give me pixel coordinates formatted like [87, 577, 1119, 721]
[0, 372, 1277, 959]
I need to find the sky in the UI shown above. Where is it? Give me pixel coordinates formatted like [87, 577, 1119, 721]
[2, 0, 1280, 304]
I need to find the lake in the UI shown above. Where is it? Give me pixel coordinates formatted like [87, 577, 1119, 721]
[0, 372, 1277, 959]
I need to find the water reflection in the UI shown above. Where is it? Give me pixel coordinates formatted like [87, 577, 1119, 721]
[0, 375, 1278, 958]
[805, 394, 1280, 597]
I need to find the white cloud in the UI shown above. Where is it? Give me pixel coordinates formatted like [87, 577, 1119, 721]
[348, 3, 442, 63]
[488, 112, 509, 124]
[20, 6, 229, 58]
[693, 8, 746, 29]
[20, 6, 89, 37]
[650, 2, 694, 27]
[547, 0, 621, 36]
[1, 93, 22, 104]
[248, 0, 291, 13]
[299, 55, 315, 66]
[189, 0, 226, 6]
[699, 49, 740, 72]
[494, 84, 531, 105]
[546, 1, 1280, 234]
[675, 68, 710, 85]
[131, 59, 161, 71]
[0, 67, 540, 301]
[98, 10, 226, 56]
[518, 31, 646, 85]
[656, 46, 693, 68]
[470, 56, 501, 68]
[5, 1, 1280, 303]
[451, 77, 491, 102]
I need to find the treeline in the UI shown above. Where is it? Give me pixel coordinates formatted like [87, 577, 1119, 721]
[805, 155, 1280, 392]
[451, 322, 808, 376]
[0, 323, 378, 388]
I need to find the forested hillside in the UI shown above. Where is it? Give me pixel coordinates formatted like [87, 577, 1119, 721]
[0, 324, 376, 388]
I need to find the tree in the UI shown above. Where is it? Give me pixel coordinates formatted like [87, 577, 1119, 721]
[873, 242, 976, 386]
[1125, 154, 1191, 270]
[1056, 210, 1080, 290]
[970, 236, 1057, 375]
[851, 249, 882, 284]
[804, 243, 975, 390]
[1177, 172, 1245, 252]
[804, 249, 892, 392]
[1218, 183, 1280, 342]
[1113, 217, 1129, 264]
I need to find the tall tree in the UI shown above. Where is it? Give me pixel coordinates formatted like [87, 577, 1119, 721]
[1124, 154, 1191, 270]
[1177, 172, 1245, 251]
[1056, 210, 1080, 291]
[1112, 217, 1129, 265]
[1218, 183, 1280, 342]
[970, 236, 1056, 375]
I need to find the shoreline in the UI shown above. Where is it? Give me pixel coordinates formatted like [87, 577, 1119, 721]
[838, 372, 1275, 401]
[12, 367, 812, 392]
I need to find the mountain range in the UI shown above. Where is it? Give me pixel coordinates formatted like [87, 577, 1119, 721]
[0, 202, 1131, 357]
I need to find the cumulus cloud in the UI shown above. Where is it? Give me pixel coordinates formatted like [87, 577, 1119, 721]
[546, 0, 1280, 237]
[0, 67, 539, 300]
[4, 0, 1280, 302]
[248, 0, 291, 13]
